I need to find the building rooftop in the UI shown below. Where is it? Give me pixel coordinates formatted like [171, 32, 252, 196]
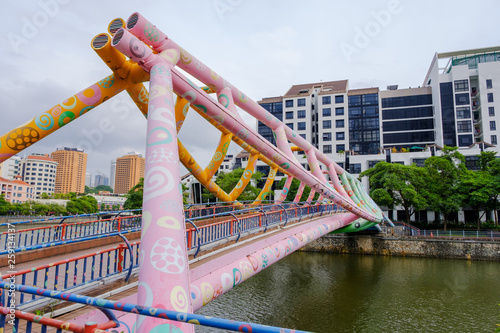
[56, 147, 84, 152]
[284, 80, 348, 97]
[235, 150, 250, 159]
[437, 46, 500, 59]
[27, 155, 56, 162]
[258, 96, 283, 104]
[347, 87, 379, 96]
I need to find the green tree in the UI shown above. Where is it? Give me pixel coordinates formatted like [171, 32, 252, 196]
[276, 178, 320, 202]
[423, 146, 465, 230]
[0, 195, 10, 215]
[100, 203, 106, 211]
[84, 186, 92, 194]
[123, 178, 144, 210]
[202, 169, 264, 202]
[66, 195, 98, 214]
[360, 162, 428, 225]
[182, 183, 189, 205]
[95, 185, 113, 193]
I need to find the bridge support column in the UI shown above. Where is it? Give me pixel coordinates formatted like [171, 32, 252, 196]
[137, 60, 193, 332]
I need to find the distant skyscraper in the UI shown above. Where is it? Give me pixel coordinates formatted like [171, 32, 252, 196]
[94, 174, 109, 187]
[85, 172, 92, 188]
[110, 161, 116, 191]
[51, 147, 87, 194]
[114, 153, 145, 194]
[20, 153, 58, 196]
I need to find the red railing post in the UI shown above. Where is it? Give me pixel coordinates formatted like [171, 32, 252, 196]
[187, 229, 192, 249]
[259, 214, 262, 227]
[84, 322, 98, 333]
[117, 244, 125, 273]
[61, 224, 66, 240]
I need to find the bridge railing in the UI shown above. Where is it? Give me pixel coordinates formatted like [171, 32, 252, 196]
[419, 229, 500, 240]
[186, 203, 342, 250]
[0, 241, 140, 307]
[0, 215, 141, 252]
[0, 282, 311, 333]
[0, 306, 118, 332]
[0, 202, 343, 307]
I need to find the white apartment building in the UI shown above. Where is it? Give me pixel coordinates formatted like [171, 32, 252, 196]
[255, 46, 500, 222]
[0, 155, 21, 180]
[20, 153, 58, 197]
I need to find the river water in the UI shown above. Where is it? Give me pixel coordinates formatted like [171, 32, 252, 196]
[195, 252, 500, 333]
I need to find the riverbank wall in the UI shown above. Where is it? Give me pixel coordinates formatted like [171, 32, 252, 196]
[300, 234, 500, 261]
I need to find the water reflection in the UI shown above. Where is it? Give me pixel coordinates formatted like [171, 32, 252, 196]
[195, 252, 499, 333]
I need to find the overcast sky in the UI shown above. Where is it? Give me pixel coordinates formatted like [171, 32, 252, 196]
[2, 0, 500, 179]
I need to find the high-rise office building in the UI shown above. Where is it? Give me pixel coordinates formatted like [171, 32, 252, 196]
[94, 174, 109, 187]
[110, 161, 116, 191]
[51, 147, 87, 194]
[114, 153, 145, 194]
[20, 153, 58, 196]
[85, 172, 92, 188]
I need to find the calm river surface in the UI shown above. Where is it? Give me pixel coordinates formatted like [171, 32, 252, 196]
[195, 252, 500, 333]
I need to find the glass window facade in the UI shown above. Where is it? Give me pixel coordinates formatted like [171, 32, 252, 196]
[465, 156, 480, 170]
[258, 101, 282, 146]
[489, 107, 495, 116]
[336, 119, 345, 128]
[336, 144, 345, 152]
[492, 135, 497, 145]
[456, 107, 471, 119]
[285, 111, 293, 119]
[490, 121, 496, 130]
[383, 131, 434, 144]
[297, 98, 306, 107]
[322, 108, 331, 116]
[488, 93, 494, 103]
[349, 163, 361, 174]
[440, 82, 457, 147]
[487, 79, 493, 89]
[323, 145, 332, 153]
[454, 79, 469, 92]
[286, 123, 293, 130]
[323, 120, 331, 129]
[383, 119, 433, 132]
[322, 96, 331, 105]
[458, 134, 473, 147]
[382, 106, 433, 120]
[336, 132, 345, 140]
[348, 93, 380, 154]
[335, 95, 344, 103]
[323, 133, 331, 141]
[335, 107, 344, 116]
[455, 93, 470, 105]
[297, 110, 306, 118]
[368, 160, 381, 169]
[412, 158, 427, 167]
[285, 100, 293, 108]
[457, 120, 472, 133]
[381, 94, 432, 108]
[298, 122, 306, 130]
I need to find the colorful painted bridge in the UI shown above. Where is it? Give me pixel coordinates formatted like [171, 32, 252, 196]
[0, 13, 390, 332]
